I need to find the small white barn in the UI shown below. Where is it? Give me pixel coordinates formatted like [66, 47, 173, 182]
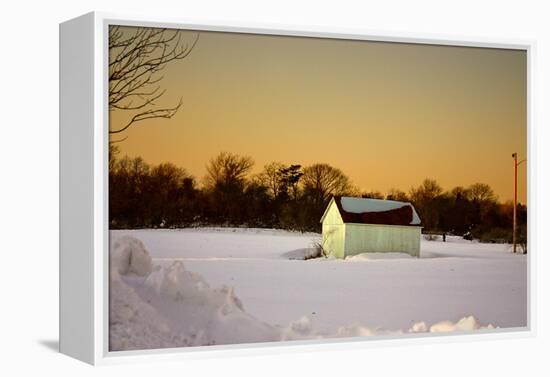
[320, 196, 422, 258]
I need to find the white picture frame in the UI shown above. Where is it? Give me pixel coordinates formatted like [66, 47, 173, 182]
[59, 11, 535, 365]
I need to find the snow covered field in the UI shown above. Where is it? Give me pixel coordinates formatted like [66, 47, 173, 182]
[109, 228, 527, 351]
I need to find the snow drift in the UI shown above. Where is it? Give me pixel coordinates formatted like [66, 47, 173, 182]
[345, 252, 414, 261]
[110, 235, 153, 277]
[110, 235, 496, 351]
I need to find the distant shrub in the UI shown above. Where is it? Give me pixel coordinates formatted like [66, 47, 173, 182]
[478, 227, 512, 244]
[424, 234, 437, 241]
[310, 241, 327, 259]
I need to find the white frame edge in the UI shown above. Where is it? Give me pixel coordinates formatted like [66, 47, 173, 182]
[59, 11, 535, 365]
[59, 12, 96, 364]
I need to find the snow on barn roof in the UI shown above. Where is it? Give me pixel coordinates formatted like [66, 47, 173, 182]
[321, 196, 421, 226]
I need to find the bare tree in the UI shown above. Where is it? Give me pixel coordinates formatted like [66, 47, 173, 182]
[204, 152, 255, 188]
[409, 179, 444, 230]
[256, 162, 286, 198]
[386, 188, 409, 202]
[467, 182, 497, 227]
[109, 143, 120, 171]
[467, 183, 497, 203]
[302, 163, 355, 205]
[409, 179, 443, 203]
[109, 26, 199, 137]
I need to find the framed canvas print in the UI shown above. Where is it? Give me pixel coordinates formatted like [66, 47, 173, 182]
[59, 12, 533, 365]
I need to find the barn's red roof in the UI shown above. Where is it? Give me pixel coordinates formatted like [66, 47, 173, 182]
[322, 196, 422, 226]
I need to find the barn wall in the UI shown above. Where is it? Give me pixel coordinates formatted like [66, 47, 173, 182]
[321, 201, 345, 258]
[344, 224, 421, 257]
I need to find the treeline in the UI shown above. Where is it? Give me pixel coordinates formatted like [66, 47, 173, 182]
[379, 179, 527, 244]
[109, 148, 526, 242]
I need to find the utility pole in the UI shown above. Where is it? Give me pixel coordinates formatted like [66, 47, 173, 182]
[511, 153, 526, 253]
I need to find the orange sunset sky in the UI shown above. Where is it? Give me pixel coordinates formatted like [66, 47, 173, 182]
[110, 28, 527, 204]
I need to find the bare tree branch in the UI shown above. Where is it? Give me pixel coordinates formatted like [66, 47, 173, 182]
[108, 26, 199, 137]
[110, 99, 183, 135]
[109, 135, 129, 144]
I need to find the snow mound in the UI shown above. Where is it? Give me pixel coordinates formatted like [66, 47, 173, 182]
[428, 315, 495, 333]
[408, 321, 428, 333]
[345, 252, 414, 261]
[335, 324, 379, 337]
[109, 241, 287, 349]
[281, 316, 313, 340]
[145, 261, 216, 303]
[110, 236, 279, 350]
[110, 236, 153, 276]
[109, 272, 189, 350]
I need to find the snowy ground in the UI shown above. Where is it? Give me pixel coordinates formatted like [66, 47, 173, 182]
[109, 228, 527, 351]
